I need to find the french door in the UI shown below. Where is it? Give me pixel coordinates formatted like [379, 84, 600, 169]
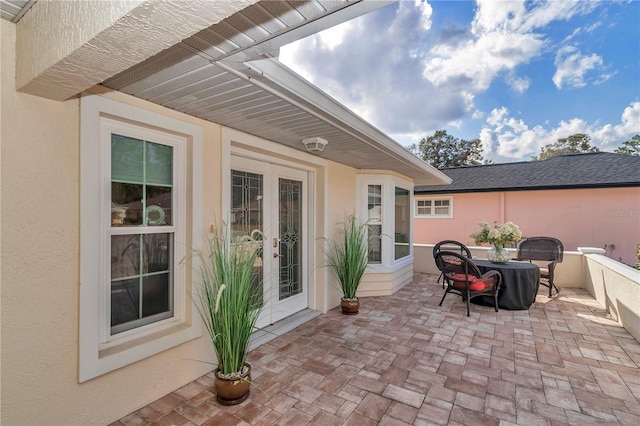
[230, 157, 308, 327]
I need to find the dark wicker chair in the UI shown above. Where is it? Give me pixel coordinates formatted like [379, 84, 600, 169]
[434, 251, 502, 316]
[516, 236, 564, 297]
[433, 240, 473, 288]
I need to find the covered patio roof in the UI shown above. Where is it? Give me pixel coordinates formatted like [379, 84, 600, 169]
[14, 0, 451, 186]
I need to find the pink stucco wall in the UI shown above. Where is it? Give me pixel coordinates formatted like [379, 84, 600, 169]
[414, 187, 640, 267]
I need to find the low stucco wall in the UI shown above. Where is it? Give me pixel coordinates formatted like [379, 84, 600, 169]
[414, 244, 584, 288]
[580, 249, 640, 342]
[414, 243, 640, 342]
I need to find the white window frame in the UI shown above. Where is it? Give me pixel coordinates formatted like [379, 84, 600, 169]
[415, 196, 453, 218]
[366, 183, 384, 264]
[79, 94, 202, 382]
[356, 174, 414, 272]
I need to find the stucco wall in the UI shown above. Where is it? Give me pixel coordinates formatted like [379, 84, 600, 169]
[414, 188, 640, 267]
[2, 16, 415, 424]
[2, 21, 218, 425]
[581, 251, 640, 342]
[324, 162, 358, 310]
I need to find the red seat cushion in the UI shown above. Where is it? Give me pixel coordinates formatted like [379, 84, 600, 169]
[449, 274, 491, 291]
[469, 281, 485, 291]
[451, 273, 478, 282]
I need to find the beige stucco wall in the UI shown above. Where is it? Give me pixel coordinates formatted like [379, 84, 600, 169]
[581, 251, 640, 342]
[2, 16, 417, 424]
[323, 162, 358, 310]
[414, 188, 640, 267]
[2, 20, 219, 425]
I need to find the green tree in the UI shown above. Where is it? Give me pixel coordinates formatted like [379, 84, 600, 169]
[409, 130, 489, 168]
[614, 134, 640, 156]
[532, 133, 599, 161]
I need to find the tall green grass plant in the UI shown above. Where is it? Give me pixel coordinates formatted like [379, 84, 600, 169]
[324, 215, 370, 299]
[192, 227, 265, 377]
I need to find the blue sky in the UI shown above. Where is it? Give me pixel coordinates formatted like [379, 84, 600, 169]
[279, 0, 640, 163]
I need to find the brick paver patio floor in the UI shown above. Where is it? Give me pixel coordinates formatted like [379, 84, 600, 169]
[114, 273, 640, 425]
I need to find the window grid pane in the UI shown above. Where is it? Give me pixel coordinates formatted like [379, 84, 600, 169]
[110, 233, 174, 333]
[367, 185, 382, 263]
[416, 198, 450, 216]
[111, 135, 173, 227]
[368, 224, 382, 263]
[367, 184, 382, 222]
[110, 133, 175, 335]
[394, 187, 410, 260]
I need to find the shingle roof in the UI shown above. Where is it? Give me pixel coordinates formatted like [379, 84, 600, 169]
[414, 152, 640, 194]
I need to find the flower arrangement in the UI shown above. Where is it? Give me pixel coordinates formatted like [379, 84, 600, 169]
[471, 221, 522, 248]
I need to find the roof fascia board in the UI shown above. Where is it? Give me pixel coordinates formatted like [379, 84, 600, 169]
[222, 0, 397, 62]
[415, 182, 640, 194]
[238, 57, 451, 185]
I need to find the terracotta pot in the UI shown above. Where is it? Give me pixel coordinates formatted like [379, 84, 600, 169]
[341, 297, 359, 315]
[214, 363, 251, 406]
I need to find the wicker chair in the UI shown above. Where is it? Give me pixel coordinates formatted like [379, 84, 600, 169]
[434, 251, 502, 316]
[433, 240, 473, 288]
[516, 237, 563, 297]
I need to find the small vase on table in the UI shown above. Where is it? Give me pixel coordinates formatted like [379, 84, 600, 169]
[487, 244, 510, 264]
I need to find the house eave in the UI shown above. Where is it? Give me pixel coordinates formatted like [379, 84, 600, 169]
[415, 182, 640, 195]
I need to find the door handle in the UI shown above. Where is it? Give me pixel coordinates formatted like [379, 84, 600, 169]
[273, 253, 283, 258]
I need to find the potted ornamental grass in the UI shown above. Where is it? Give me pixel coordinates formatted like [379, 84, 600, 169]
[324, 215, 370, 315]
[191, 226, 265, 405]
[471, 221, 523, 263]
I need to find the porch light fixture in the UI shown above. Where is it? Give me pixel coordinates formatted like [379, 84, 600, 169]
[302, 137, 328, 152]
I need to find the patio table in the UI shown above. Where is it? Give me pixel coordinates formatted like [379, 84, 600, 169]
[472, 259, 540, 310]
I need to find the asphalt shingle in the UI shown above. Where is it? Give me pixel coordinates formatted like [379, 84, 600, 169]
[415, 152, 640, 194]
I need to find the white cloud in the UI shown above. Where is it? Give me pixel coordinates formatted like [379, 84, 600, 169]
[480, 102, 640, 161]
[552, 45, 605, 89]
[317, 20, 352, 50]
[422, 0, 602, 97]
[423, 32, 543, 92]
[279, 0, 629, 155]
[592, 102, 640, 149]
[506, 72, 530, 93]
[416, 0, 433, 31]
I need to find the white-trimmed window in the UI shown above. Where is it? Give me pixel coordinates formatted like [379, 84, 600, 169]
[415, 197, 453, 218]
[394, 187, 410, 260]
[357, 175, 413, 270]
[367, 184, 382, 264]
[80, 95, 202, 382]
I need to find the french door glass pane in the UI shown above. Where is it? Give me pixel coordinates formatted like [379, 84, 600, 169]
[279, 178, 302, 301]
[231, 171, 263, 236]
[231, 170, 264, 305]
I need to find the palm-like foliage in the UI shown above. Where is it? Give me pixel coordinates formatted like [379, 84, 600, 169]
[192, 227, 264, 376]
[325, 215, 370, 299]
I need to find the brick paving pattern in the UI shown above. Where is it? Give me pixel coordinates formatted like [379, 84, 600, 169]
[113, 273, 640, 425]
